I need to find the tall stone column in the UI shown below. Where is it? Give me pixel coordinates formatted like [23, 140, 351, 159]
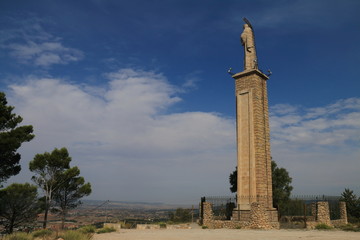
[233, 69, 273, 210]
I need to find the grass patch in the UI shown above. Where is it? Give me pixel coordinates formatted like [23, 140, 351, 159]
[315, 223, 333, 230]
[78, 225, 97, 234]
[202, 225, 208, 229]
[3, 232, 33, 240]
[96, 227, 116, 234]
[32, 229, 53, 239]
[158, 222, 167, 229]
[339, 223, 360, 232]
[59, 230, 92, 240]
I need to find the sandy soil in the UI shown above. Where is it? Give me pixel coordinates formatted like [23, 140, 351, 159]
[93, 228, 359, 240]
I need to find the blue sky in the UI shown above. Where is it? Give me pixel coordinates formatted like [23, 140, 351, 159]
[1, 0, 359, 204]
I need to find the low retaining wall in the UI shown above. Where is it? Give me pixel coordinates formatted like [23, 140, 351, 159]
[136, 224, 161, 230]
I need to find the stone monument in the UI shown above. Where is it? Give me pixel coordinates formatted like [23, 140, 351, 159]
[231, 18, 278, 225]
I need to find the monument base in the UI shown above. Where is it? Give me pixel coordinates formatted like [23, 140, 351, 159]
[231, 202, 279, 229]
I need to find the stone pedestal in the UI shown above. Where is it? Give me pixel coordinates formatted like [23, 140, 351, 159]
[231, 202, 279, 229]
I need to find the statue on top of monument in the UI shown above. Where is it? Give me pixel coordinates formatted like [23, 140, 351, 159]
[241, 18, 258, 70]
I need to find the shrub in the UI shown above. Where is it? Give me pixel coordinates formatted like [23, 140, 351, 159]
[32, 229, 53, 239]
[96, 227, 116, 234]
[315, 223, 333, 230]
[157, 222, 166, 229]
[3, 232, 32, 240]
[202, 225, 208, 229]
[59, 230, 92, 240]
[78, 225, 96, 234]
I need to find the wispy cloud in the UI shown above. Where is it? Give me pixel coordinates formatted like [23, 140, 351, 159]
[270, 98, 360, 149]
[253, 0, 360, 31]
[270, 98, 360, 195]
[0, 21, 83, 67]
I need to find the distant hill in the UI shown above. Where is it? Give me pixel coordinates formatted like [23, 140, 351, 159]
[81, 199, 192, 210]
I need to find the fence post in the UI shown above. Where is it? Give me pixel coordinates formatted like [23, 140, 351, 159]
[304, 202, 307, 227]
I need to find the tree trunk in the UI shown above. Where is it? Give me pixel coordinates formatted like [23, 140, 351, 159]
[9, 217, 15, 234]
[43, 205, 49, 229]
[61, 211, 66, 229]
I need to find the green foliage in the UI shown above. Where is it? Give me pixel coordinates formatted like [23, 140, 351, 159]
[0, 183, 39, 233]
[96, 227, 116, 234]
[3, 232, 32, 240]
[78, 225, 97, 234]
[32, 229, 53, 239]
[157, 222, 167, 228]
[340, 188, 360, 222]
[202, 225, 208, 229]
[59, 230, 93, 240]
[29, 147, 91, 229]
[29, 147, 71, 229]
[314, 223, 333, 230]
[0, 92, 34, 186]
[229, 167, 237, 193]
[53, 166, 92, 229]
[168, 208, 192, 223]
[339, 223, 360, 232]
[271, 161, 293, 209]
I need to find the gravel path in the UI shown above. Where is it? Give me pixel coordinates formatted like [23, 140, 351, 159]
[93, 229, 358, 240]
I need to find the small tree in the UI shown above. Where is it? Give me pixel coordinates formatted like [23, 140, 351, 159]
[168, 208, 192, 223]
[0, 92, 34, 186]
[0, 183, 39, 233]
[271, 161, 293, 209]
[29, 147, 71, 228]
[53, 166, 92, 229]
[340, 188, 360, 222]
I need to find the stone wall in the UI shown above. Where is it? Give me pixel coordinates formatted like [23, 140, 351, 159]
[248, 202, 274, 229]
[306, 201, 348, 229]
[317, 202, 331, 225]
[331, 201, 348, 227]
[202, 201, 279, 229]
[136, 224, 161, 230]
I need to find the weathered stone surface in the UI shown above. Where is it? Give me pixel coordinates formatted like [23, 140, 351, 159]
[202, 201, 278, 229]
[232, 69, 274, 211]
[136, 224, 161, 230]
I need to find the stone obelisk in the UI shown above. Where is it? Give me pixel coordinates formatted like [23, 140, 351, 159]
[232, 19, 277, 223]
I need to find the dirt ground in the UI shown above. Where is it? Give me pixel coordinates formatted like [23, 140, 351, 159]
[93, 228, 359, 240]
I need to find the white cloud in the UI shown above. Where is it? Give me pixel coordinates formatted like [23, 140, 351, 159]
[270, 99, 360, 196]
[8, 68, 236, 203]
[1, 22, 83, 67]
[270, 98, 360, 149]
[6, 69, 360, 202]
